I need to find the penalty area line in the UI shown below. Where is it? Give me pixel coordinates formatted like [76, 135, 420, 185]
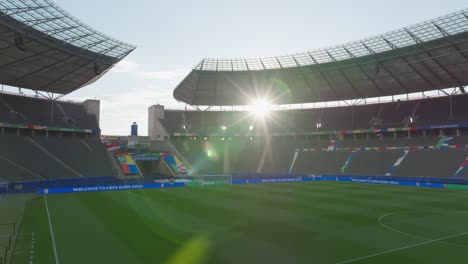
[336, 231, 468, 264]
[44, 195, 60, 264]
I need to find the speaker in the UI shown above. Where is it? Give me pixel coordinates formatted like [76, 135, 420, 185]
[93, 63, 101, 75]
[14, 36, 25, 51]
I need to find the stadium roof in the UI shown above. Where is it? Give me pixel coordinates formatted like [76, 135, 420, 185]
[0, 0, 135, 95]
[174, 9, 468, 106]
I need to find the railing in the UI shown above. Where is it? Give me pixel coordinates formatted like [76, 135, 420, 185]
[0, 89, 83, 104]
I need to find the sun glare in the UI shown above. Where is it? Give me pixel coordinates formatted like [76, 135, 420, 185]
[251, 99, 271, 117]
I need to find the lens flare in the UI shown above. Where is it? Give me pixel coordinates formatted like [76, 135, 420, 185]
[251, 99, 270, 117]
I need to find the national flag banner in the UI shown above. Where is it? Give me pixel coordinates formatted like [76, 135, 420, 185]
[454, 157, 468, 177]
[107, 144, 121, 151]
[386, 150, 410, 176]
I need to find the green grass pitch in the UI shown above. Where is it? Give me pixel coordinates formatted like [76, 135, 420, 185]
[10, 182, 468, 264]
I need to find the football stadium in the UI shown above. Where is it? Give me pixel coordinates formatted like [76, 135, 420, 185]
[2, 1, 468, 263]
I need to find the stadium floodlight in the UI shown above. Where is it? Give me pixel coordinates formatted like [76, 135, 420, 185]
[409, 116, 414, 123]
[221, 125, 227, 131]
[251, 99, 271, 117]
[182, 124, 187, 130]
[316, 123, 322, 128]
[249, 125, 254, 131]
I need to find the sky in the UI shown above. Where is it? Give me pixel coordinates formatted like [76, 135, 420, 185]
[10, 0, 468, 135]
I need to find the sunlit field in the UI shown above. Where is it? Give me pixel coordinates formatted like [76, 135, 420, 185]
[12, 182, 468, 264]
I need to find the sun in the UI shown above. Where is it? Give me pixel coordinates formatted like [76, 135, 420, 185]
[251, 99, 271, 117]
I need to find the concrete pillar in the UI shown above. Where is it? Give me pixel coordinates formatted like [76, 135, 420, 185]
[83, 99, 100, 126]
[148, 104, 169, 141]
[224, 141, 230, 174]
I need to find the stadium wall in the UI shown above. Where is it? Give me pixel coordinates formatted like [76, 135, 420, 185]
[4, 174, 468, 195]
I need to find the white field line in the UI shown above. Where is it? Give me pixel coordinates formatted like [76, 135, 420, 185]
[44, 195, 59, 264]
[30, 232, 35, 264]
[378, 212, 468, 248]
[336, 232, 468, 264]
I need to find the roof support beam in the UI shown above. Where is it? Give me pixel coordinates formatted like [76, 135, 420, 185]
[0, 20, 69, 38]
[37, 60, 92, 92]
[97, 44, 120, 56]
[192, 73, 202, 105]
[0, 47, 55, 69]
[433, 23, 468, 63]
[0, 5, 48, 17]
[41, 26, 80, 36]
[213, 76, 219, 105]
[292, 56, 320, 100]
[5, 54, 75, 85]
[360, 42, 410, 93]
[405, 29, 464, 89]
[308, 53, 340, 99]
[197, 60, 205, 71]
[61, 33, 94, 43]
[343, 46, 384, 95]
[276, 58, 283, 68]
[6, 26, 89, 52]
[439, 89, 450, 96]
[260, 59, 266, 70]
[35, 90, 51, 100]
[1, 0, 134, 60]
[433, 22, 468, 92]
[326, 51, 363, 98]
[382, 37, 437, 91]
[5, 36, 110, 88]
[7, 16, 66, 34]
